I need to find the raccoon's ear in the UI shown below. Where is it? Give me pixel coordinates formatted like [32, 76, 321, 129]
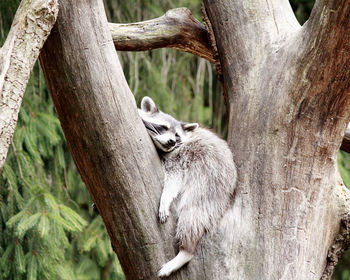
[141, 96, 159, 114]
[182, 122, 199, 132]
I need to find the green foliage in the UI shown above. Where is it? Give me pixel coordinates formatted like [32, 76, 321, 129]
[339, 152, 350, 187]
[2, 0, 350, 279]
[290, 0, 315, 24]
[0, 0, 21, 44]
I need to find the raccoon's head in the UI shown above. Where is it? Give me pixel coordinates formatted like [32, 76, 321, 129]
[138, 96, 198, 153]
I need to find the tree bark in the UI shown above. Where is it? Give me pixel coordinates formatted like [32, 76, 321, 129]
[40, 0, 350, 279]
[0, 0, 58, 170]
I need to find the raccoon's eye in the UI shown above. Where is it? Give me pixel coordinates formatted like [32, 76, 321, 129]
[154, 124, 168, 133]
[157, 125, 168, 132]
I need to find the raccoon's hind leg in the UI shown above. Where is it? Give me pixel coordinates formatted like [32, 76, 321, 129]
[158, 249, 194, 277]
[158, 234, 197, 277]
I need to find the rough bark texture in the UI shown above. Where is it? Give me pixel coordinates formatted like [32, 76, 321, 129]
[109, 8, 216, 63]
[39, 0, 350, 279]
[0, 0, 58, 170]
[201, 0, 350, 279]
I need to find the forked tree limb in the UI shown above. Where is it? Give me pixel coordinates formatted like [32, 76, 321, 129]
[109, 8, 216, 63]
[0, 0, 58, 170]
[108, 5, 350, 154]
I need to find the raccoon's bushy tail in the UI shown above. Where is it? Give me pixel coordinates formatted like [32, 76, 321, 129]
[176, 185, 229, 253]
[176, 180, 235, 250]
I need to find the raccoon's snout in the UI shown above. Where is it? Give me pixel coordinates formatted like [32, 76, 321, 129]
[167, 139, 176, 147]
[162, 139, 176, 151]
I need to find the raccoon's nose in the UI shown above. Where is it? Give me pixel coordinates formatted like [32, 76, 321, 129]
[167, 139, 176, 146]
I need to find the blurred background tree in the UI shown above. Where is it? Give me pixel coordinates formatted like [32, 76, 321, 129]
[1, 0, 349, 279]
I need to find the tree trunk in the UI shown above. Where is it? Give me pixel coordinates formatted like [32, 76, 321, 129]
[0, 0, 58, 170]
[40, 0, 350, 279]
[39, 1, 176, 279]
[202, 0, 350, 279]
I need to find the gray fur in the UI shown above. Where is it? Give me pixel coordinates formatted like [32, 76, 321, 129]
[138, 96, 237, 277]
[162, 127, 236, 248]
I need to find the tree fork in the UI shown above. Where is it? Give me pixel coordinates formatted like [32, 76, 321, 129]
[107, 7, 350, 153]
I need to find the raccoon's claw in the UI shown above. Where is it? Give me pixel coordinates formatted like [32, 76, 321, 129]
[159, 209, 169, 223]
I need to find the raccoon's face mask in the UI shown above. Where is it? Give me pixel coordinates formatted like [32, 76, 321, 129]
[138, 96, 198, 153]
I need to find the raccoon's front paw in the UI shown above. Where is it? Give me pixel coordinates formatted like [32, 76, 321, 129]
[158, 262, 173, 277]
[158, 207, 169, 223]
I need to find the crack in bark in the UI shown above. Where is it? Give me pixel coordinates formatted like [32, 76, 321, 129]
[200, 4, 228, 115]
[200, 5, 221, 77]
[265, 0, 279, 36]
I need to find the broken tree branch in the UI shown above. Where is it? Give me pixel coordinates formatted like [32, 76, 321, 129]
[0, 0, 58, 170]
[109, 7, 216, 63]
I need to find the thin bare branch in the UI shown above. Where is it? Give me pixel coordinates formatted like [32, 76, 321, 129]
[109, 8, 216, 63]
[0, 0, 58, 170]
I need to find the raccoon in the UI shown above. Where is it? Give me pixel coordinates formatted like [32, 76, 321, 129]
[138, 96, 237, 277]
